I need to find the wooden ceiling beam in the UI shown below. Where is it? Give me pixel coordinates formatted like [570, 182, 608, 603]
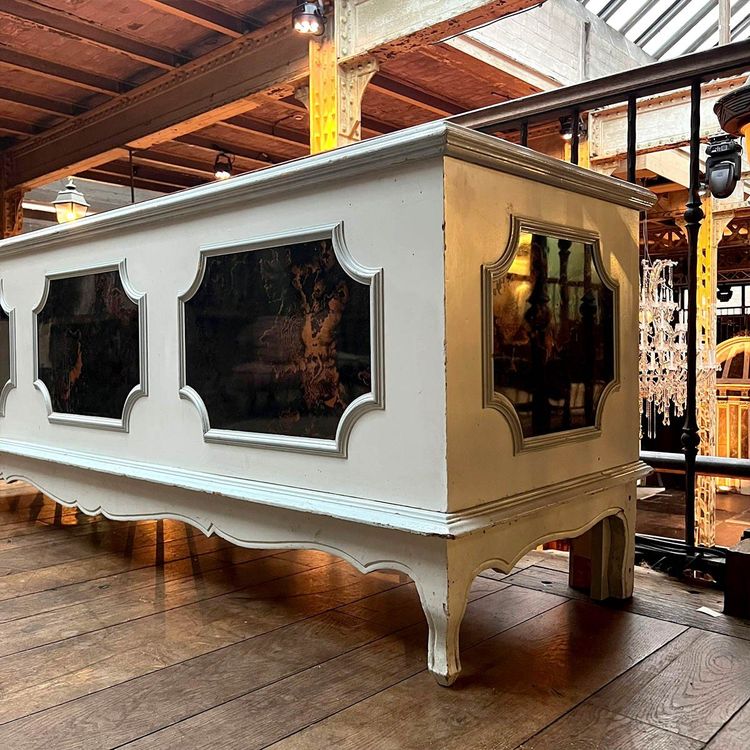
[174, 134, 282, 169]
[274, 94, 397, 138]
[3, 2, 539, 190]
[85, 159, 203, 189]
[132, 150, 216, 178]
[0, 46, 127, 95]
[4, 17, 308, 188]
[340, 0, 545, 63]
[78, 168, 175, 194]
[0, 86, 84, 117]
[0, 116, 42, 136]
[138, 0, 261, 38]
[0, 0, 187, 70]
[220, 115, 309, 149]
[369, 74, 464, 116]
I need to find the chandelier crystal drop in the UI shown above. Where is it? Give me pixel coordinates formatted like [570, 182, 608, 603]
[639, 258, 687, 438]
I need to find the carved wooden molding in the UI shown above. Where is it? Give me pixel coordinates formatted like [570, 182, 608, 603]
[178, 222, 384, 458]
[0, 280, 16, 417]
[32, 259, 148, 432]
[482, 216, 621, 454]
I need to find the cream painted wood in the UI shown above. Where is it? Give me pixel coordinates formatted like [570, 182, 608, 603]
[0, 121, 655, 685]
[443, 156, 642, 511]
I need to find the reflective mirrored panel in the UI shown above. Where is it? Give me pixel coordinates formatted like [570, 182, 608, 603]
[491, 230, 615, 439]
[184, 238, 372, 440]
[36, 270, 141, 419]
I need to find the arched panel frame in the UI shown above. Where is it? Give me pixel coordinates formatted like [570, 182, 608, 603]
[178, 222, 385, 458]
[0, 279, 17, 417]
[481, 216, 621, 455]
[32, 259, 148, 432]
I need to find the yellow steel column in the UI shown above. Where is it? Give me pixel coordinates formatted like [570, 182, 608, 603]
[695, 197, 734, 547]
[695, 197, 718, 547]
[306, 5, 378, 155]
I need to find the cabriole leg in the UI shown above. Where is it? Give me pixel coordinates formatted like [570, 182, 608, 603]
[416, 564, 473, 686]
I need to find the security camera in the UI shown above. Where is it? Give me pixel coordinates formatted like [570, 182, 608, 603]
[706, 133, 743, 199]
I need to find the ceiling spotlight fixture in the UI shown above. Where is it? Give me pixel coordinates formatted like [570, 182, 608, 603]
[292, 1, 326, 36]
[717, 284, 734, 303]
[559, 115, 586, 142]
[52, 177, 89, 224]
[213, 151, 233, 181]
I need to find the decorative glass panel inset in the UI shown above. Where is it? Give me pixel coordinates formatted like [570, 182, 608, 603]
[489, 228, 616, 441]
[36, 269, 142, 422]
[183, 235, 373, 443]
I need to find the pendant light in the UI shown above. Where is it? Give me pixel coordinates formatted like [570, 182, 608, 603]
[52, 177, 89, 224]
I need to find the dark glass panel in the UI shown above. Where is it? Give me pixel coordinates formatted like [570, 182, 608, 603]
[36, 271, 140, 419]
[728, 353, 746, 380]
[0, 306, 9, 390]
[184, 238, 371, 440]
[492, 231, 615, 439]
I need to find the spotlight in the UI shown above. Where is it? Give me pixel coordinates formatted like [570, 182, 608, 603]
[52, 177, 89, 224]
[717, 285, 733, 303]
[559, 115, 586, 142]
[213, 152, 233, 181]
[705, 133, 742, 199]
[292, 2, 325, 36]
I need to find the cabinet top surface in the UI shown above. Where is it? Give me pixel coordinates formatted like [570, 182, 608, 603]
[0, 121, 655, 256]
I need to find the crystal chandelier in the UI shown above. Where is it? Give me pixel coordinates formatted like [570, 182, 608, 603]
[639, 258, 687, 438]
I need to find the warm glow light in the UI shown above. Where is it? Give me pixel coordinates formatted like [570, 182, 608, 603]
[294, 18, 320, 34]
[52, 178, 89, 224]
[213, 152, 233, 181]
[292, 2, 325, 36]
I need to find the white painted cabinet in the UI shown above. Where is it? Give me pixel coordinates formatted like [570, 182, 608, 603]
[0, 121, 655, 684]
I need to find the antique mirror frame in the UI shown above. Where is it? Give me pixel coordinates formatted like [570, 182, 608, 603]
[178, 222, 385, 458]
[0, 280, 17, 417]
[32, 259, 148, 432]
[482, 216, 620, 454]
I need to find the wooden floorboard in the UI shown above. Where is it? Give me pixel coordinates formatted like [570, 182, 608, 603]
[503, 563, 750, 639]
[1, 484, 750, 749]
[517, 704, 703, 749]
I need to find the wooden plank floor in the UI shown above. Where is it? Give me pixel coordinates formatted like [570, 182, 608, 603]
[0, 484, 749, 749]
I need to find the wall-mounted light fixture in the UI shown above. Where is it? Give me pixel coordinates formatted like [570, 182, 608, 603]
[52, 177, 89, 224]
[292, 1, 326, 36]
[213, 152, 233, 181]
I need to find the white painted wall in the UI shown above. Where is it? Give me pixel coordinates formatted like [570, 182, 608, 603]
[469, 0, 653, 87]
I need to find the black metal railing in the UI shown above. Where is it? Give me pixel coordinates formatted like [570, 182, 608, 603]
[452, 40, 750, 572]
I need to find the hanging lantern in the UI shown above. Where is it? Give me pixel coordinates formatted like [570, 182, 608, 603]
[213, 152, 233, 181]
[52, 178, 89, 224]
[639, 258, 688, 438]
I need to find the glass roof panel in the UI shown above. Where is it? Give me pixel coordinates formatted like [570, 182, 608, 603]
[583, 0, 746, 60]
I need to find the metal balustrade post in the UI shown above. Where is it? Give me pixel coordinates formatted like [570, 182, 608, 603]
[570, 107, 580, 165]
[681, 79, 704, 552]
[626, 95, 637, 183]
